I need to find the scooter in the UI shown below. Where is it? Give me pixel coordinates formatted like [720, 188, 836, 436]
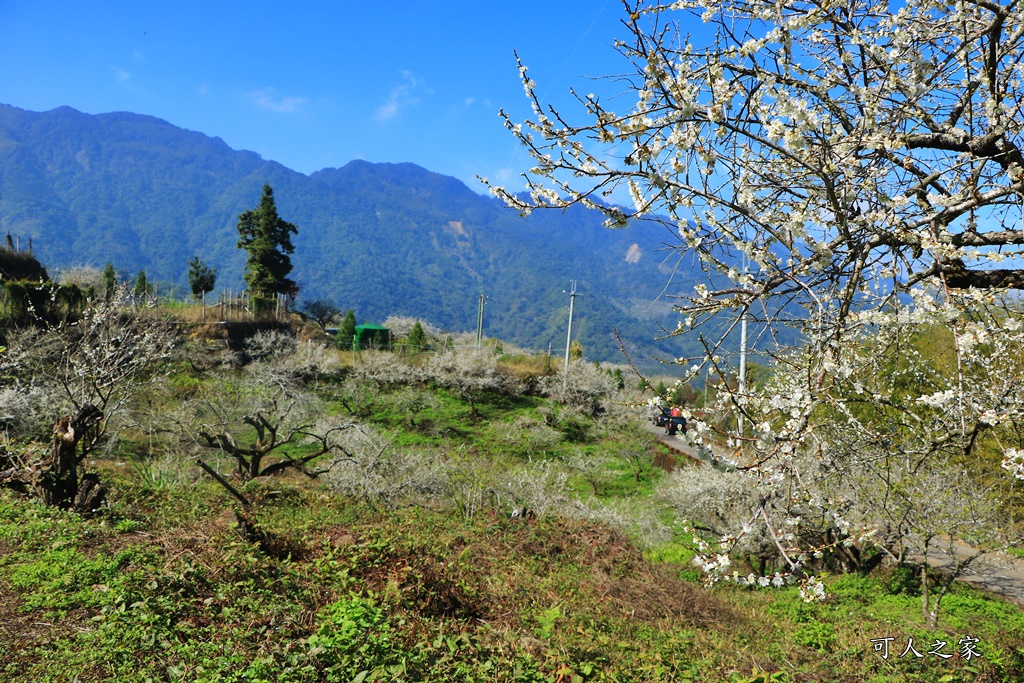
[666, 415, 687, 436]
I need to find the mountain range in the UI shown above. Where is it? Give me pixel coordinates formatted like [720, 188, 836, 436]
[0, 103, 711, 364]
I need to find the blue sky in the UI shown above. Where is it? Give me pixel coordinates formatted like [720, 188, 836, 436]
[0, 0, 656, 192]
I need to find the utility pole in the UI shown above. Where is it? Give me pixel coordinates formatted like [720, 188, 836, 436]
[476, 293, 486, 347]
[562, 280, 578, 390]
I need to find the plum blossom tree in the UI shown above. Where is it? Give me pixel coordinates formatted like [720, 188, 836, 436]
[490, 0, 1024, 595]
[425, 346, 513, 416]
[492, 1, 1024, 301]
[190, 367, 356, 480]
[1, 286, 174, 511]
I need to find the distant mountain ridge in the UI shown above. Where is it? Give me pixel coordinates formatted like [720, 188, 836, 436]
[0, 103, 697, 363]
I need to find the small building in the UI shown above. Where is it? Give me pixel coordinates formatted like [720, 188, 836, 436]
[352, 323, 391, 350]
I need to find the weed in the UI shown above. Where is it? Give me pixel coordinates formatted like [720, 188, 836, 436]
[535, 604, 562, 639]
[307, 594, 404, 681]
[793, 621, 836, 651]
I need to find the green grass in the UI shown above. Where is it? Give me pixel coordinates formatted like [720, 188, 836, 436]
[3, 352, 1024, 682]
[2, 478, 1023, 683]
[359, 385, 669, 506]
[364, 387, 554, 452]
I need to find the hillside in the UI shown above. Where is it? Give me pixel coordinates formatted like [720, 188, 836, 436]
[1, 324, 1022, 682]
[0, 103, 707, 363]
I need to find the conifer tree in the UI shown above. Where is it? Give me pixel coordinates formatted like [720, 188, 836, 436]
[335, 309, 357, 350]
[187, 256, 217, 300]
[407, 321, 427, 351]
[236, 184, 298, 301]
[132, 270, 152, 297]
[102, 263, 116, 300]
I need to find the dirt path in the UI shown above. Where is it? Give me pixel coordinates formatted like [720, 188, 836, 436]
[907, 538, 1024, 607]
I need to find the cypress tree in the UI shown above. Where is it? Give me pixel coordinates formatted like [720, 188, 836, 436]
[132, 270, 152, 296]
[236, 184, 299, 301]
[336, 309, 357, 350]
[102, 263, 116, 299]
[188, 256, 217, 299]
[407, 321, 427, 351]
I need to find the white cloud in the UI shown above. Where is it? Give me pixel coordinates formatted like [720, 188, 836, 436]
[376, 100, 400, 121]
[375, 71, 427, 122]
[112, 66, 131, 83]
[248, 88, 307, 113]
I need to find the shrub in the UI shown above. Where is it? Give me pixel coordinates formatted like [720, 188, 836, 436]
[0, 248, 47, 281]
[540, 360, 617, 416]
[352, 350, 423, 388]
[658, 465, 774, 560]
[307, 595, 404, 681]
[793, 621, 836, 652]
[502, 415, 563, 454]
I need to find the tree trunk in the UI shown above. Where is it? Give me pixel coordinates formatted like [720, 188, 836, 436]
[921, 536, 932, 626]
[37, 405, 104, 511]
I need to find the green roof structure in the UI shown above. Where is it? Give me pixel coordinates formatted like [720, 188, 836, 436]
[352, 324, 391, 350]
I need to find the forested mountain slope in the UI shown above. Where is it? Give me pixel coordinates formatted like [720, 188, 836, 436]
[0, 103, 716, 362]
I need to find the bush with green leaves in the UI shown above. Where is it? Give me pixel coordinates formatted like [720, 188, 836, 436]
[307, 594, 407, 682]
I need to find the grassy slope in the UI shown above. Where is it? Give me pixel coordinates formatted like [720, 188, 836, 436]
[2, 365, 1023, 682]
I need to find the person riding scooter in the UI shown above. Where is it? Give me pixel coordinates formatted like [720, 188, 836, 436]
[666, 406, 687, 436]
